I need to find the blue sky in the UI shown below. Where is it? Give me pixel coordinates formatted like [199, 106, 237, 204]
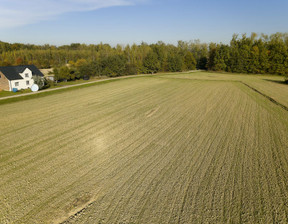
[0, 0, 287, 46]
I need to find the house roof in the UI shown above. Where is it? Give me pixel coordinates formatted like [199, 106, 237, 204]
[0, 65, 44, 81]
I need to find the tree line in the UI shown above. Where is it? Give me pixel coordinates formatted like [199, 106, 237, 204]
[208, 33, 288, 77]
[0, 32, 287, 81]
[0, 41, 206, 79]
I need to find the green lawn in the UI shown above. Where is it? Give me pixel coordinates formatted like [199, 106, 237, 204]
[0, 90, 22, 98]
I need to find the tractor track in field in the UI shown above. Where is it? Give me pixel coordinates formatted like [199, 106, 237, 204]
[60, 202, 94, 224]
[158, 75, 288, 112]
[241, 82, 288, 112]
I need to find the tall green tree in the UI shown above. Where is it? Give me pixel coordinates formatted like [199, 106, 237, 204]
[183, 51, 197, 70]
[143, 51, 160, 74]
[167, 54, 183, 72]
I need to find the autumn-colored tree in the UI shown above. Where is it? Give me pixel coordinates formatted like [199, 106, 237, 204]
[15, 57, 23, 65]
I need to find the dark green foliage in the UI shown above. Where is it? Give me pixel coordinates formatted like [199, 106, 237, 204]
[101, 55, 127, 77]
[0, 32, 287, 82]
[184, 52, 197, 70]
[0, 39, 207, 75]
[267, 34, 288, 75]
[32, 76, 46, 89]
[125, 64, 138, 75]
[77, 64, 94, 79]
[208, 44, 230, 71]
[208, 33, 288, 78]
[143, 52, 160, 74]
[53, 66, 79, 82]
[167, 54, 183, 72]
[197, 57, 208, 70]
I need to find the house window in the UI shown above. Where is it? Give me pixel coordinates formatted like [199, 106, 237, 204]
[26, 81, 30, 85]
[15, 82, 19, 87]
[25, 73, 29, 78]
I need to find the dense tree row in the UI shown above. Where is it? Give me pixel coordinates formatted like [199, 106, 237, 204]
[208, 33, 288, 77]
[0, 33, 287, 81]
[0, 41, 205, 79]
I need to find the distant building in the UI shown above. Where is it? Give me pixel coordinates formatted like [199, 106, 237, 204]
[0, 65, 44, 91]
[40, 68, 54, 81]
[46, 75, 55, 82]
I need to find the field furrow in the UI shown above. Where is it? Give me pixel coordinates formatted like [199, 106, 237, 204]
[1, 73, 288, 223]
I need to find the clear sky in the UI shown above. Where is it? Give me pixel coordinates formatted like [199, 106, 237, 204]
[0, 0, 287, 46]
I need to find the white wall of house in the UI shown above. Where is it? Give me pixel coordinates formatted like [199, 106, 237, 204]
[9, 68, 34, 91]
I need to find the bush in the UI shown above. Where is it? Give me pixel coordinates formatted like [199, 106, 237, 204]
[43, 79, 55, 89]
[19, 88, 32, 93]
[32, 75, 46, 89]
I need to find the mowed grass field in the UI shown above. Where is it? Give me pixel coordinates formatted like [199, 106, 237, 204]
[0, 72, 288, 223]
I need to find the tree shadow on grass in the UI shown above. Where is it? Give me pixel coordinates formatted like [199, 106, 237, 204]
[263, 79, 288, 85]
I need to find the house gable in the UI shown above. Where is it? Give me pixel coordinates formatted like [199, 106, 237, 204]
[19, 68, 33, 79]
[25, 65, 44, 77]
[0, 71, 11, 91]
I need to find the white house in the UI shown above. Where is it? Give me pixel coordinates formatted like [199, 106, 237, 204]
[0, 65, 44, 91]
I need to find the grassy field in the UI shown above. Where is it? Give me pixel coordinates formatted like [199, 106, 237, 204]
[0, 76, 108, 99]
[0, 72, 288, 223]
